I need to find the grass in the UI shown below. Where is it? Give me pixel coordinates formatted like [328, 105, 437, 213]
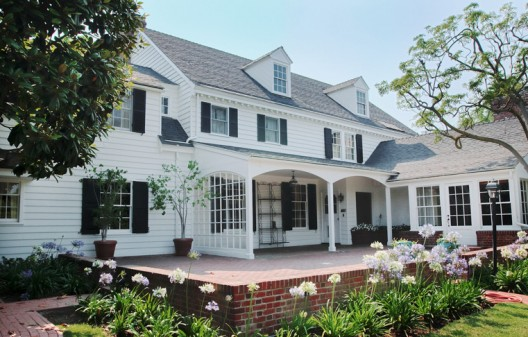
[59, 323, 109, 337]
[424, 303, 528, 337]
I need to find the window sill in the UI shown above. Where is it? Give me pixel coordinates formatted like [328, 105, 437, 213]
[0, 221, 23, 227]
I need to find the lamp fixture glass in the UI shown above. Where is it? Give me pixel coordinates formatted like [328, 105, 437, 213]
[486, 179, 499, 200]
[289, 170, 298, 184]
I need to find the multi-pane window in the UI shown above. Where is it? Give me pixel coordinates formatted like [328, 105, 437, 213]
[209, 174, 246, 233]
[521, 180, 528, 224]
[211, 105, 228, 135]
[102, 183, 131, 230]
[111, 95, 132, 129]
[416, 186, 442, 226]
[265, 116, 279, 143]
[274, 64, 287, 94]
[344, 133, 355, 161]
[480, 180, 512, 226]
[332, 132, 341, 159]
[357, 91, 366, 115]
[161, 97, 169, 115]
[0, 181, 20, 221]
[292, 184, 307, 228]
[448, 185, 472, 227]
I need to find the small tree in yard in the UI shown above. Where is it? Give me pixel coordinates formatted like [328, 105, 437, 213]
[148, 161, 211, 239]
[377, 3, 528, 172]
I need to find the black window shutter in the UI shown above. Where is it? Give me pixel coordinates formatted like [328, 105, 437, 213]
[280, 118, 288, 145]
[81, 179, 100, 235]
[281, 182, 293, 231]
[252, 180, 257, 232]
[131, 89, 146, 134]
[132, 181, 149, 233]
[356, 134, 363, 163]
[324, 128, 333, 159]
[257, 114, 265, 142]
[201, 102, 211, 133]
[308, 184, 317, 230]
[229, 108, 238, 137]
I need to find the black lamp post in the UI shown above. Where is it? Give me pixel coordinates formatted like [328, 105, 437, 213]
[486, 179, 499, 274]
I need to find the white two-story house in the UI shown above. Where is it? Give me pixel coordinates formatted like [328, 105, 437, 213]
[1, 28, 527, 259]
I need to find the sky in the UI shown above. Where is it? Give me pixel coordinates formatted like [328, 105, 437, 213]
[140, 0, 526, 130]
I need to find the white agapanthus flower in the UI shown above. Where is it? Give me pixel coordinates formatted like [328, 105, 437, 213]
[327, 273, 341, 284]
[299, 281, 317, 296]
[199, 283, 216, 294]
[168, 268, 188, 284]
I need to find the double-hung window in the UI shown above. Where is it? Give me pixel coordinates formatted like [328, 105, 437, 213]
[274, 64, 287, 94]
[521, 180, 528, 224]
[291, 184, 307, 228]
[265, 116, 280, 143]
[211, 105, 228, 135]
[0, 181, 20, 221]
[480, 180, 512, 226]
[357, 91, 366, 115]
[416, 186, 442, 226]
[161, 97, 169, 115]
[332, 132, 341, 159]
[112, 95, 133, 129]
[103, 183, 131, 230]
[344, 133, 355, 161]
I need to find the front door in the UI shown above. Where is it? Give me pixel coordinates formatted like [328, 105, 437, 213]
[446, 184, 474, 244]
[356, 192, 372, 225]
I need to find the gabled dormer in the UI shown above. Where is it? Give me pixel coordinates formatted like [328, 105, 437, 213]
[323, 77, 370, 118]
[242, 47, 293, 97]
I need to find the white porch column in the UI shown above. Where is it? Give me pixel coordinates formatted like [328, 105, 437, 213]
[327, 181, 336, 252]
[245, 176, 255, 259]
[385, 186, 393, 246]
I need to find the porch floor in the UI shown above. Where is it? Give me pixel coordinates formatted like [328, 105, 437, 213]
[115, 244, 377, 286]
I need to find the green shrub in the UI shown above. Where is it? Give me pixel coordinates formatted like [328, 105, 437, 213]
[435, 281, 483, 320]
[311, 307, 360, 337]
[377, 288, 424, 335]
[494, 260, 528, 294]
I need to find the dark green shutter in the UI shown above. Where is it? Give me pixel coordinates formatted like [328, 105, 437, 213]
[252, 180, 257, 232]
[132, 181, 149, 233]
[201, 102, 211, 133]
[356, 134, 363, 163]
[81, 179, 100, 235]
[131, 89, 146, 134]
[257, 114, 265, 142]
[324, 128, 333, 159]
[281, 182, 293, 231]
[280, 118, 287, 145]
[229, 108, 238, 137]
[308, 184, 317, 230]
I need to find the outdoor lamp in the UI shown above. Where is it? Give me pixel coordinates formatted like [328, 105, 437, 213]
[289, 170, 298, 184]
[486, 179, 499, 274]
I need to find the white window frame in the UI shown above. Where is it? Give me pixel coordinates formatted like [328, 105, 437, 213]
[161, 96, 169, 115]
[521, 179, 528, 224]
[102, 182, 131, 231]
[211, 105, 229, 135]
[292, 184, 307, 228]
[332, 131, 341, 159]
[416, 185, 442, 226]
[265, 116, 280, 143]
[0, 180, 21, 222]
[357, 90, 366, 116]
[480, 180, 512, 227]
[274, 63, 287, 94]
[344, 133, 355, 161]
[111, 94, 133, 130]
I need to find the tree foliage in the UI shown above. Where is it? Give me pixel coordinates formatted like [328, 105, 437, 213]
[0, 0, 145, 178]
[378, 3, 528, 172]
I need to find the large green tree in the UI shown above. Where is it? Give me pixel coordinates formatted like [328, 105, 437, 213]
[378, 3, 528, 172]
[0, 0, 145, 178]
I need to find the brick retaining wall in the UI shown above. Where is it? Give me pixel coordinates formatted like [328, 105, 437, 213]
[476, 230, 519, 247]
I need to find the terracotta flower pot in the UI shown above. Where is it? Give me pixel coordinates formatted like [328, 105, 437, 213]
[173, 238, 193, 256]
[94, 240, 117, 260]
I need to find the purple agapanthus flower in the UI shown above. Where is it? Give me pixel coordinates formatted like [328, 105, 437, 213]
[41, 242, 57, 250]
[205, 300, 219, 311]
[71, 240, 84, 248]
[20, 269, 32, 278]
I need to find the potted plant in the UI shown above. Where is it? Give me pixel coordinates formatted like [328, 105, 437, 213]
[350, 223, 387, 245]
[85, 165, 128, 260]
[436, 231, 461, 252]
[147, 160, 211, 256]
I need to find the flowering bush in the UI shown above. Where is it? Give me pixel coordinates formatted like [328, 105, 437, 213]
[351, 223, 381, 231]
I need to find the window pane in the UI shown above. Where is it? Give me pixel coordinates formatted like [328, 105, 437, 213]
[416, 185, 441, 226]
[0, 182, 20, 221]
[112, 95, 132, 129]
[211, 106, 228, 135]
[265, 116, 279, 143]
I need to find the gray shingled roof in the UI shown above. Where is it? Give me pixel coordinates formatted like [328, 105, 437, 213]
[131, 65, 173, 88]
[143, 29, 415, 135]
[160, 116, 191, 146]
[366, 118, 528, 181]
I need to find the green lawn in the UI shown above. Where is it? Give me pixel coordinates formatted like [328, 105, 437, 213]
[60, 324, 109, 337]
[424, 303, 528, 337]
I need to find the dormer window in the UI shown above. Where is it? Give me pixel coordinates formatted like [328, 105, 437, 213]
[357, 91, 366, 115]
[274, 64, 287, 94]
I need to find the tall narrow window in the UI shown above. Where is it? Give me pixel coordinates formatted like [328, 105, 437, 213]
[112, 95, 132, 129]
[211, 105, 228, 135]
[480, 180, 512, 226]
[292, 184, 307, 228]
[209, 173, 246, 233]
[344, 133, 355, 161]
[0, 181, 20, 221]
[161, 97, 169, 115]
[416, 186, 442, 226]
[265, 116, 279, 143]
[274, 64, 287, 94]
[521, 180, 528, 224]
[101, 183, 131, 230]
[357, 91, 366, 115]
[332, 132, 341, 159]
